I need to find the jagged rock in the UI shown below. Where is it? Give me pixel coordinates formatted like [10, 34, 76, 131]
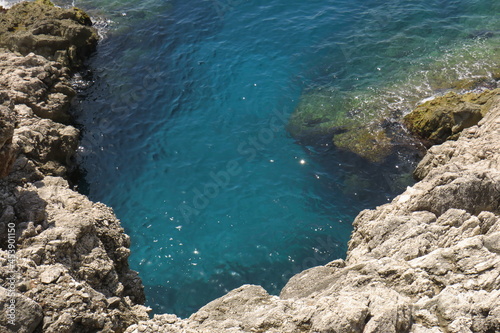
[0, 175, 150, 332]
[14, 118, 79, 175]
[404, 88, 500, 145]
[0, 105, 16, 178]
[0, 286, 43, 333]
[0, 52, 75, 123]
[0, 0, 98, 69]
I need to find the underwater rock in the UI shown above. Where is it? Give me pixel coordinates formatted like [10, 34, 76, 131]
[404, 88, 500, 146]
[287, 87, 422, 163]
[0, 0, 98, 69]
[288, 33, 500, 163]
[467, 30, 495, 40]
[331, 123, 393, 163]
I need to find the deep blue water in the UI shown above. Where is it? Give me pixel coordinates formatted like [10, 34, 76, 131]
[57, 0, 500, 317]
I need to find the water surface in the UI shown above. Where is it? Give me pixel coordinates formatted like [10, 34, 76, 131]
[68, 0, 499, 316]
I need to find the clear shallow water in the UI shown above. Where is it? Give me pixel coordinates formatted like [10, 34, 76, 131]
[63, 0, 500, 317]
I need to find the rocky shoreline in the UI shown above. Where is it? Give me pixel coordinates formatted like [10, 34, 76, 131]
[1, 1, 499, 332]
[0, 1, 148, 332]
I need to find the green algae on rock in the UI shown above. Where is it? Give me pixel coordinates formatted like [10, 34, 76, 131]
[287, 33, 500, 163]
[287, 86, 419, 163]
[0, 0, 98, 69]
[404, 88, 500, 145]
[332, 123, 393, 163]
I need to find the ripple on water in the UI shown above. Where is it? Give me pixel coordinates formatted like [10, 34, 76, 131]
[70, 0, 500, 317]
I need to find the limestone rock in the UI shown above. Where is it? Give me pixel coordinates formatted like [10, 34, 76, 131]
[0, 52, 75, 123]
[0, 286, 43, 333]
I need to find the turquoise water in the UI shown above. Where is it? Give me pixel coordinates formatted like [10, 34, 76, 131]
[65, 0, 499, 317]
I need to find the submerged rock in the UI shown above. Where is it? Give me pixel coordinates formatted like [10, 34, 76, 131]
[287, 87, 423, 163]
[288, 33, 500, 163]
[404, 88, 500, 145]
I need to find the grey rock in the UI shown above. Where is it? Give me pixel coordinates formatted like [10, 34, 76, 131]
[39, 265, 65, 284]
[0, 3, 148, 332]
[0, 286, 43, 333]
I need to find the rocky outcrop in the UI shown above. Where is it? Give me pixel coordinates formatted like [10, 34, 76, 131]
[0, 2, 149, 332]
[404, 88, 500, 146]
[125, 95, 500, 332]
[0, 0, 98, 69]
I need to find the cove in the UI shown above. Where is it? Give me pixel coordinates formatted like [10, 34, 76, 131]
[72, 0, 500, 317]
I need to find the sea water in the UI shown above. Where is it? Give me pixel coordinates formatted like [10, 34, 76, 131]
[63, 0, 499, 317]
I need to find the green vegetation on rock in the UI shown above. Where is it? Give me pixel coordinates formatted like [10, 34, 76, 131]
[287, 86, 413, 163]
[333, 124, 393, 163]
[34, 0, 54, 6]
[288, 34, 500, 163]
[404, 88, 500, 145]
[0, 0, 98, 69]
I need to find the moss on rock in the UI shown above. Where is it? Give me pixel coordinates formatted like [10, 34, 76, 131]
[0, 0, 98, 69]
[34, 0, 54, 6]
[404, 88, 500, 145]
[333, 124, 393, 163]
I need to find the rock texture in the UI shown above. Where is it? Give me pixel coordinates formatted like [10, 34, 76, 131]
[0, 2, 149, 332]
[125, 96, 500, 332]
[404, 88, 500, 146]
[2, 1, 500, 333]
[0, 0, 98, 69]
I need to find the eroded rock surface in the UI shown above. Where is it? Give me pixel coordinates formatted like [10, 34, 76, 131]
[0, 2, 149, 332]
[126, 97, 500, 332]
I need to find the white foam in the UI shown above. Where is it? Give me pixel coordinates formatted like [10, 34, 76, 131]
[0, 0, 20, 8]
